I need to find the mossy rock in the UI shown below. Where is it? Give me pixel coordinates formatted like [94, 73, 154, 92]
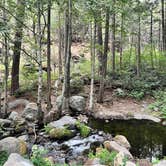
[49, 128, 74, 139]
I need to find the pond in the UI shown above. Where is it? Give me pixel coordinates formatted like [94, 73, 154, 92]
[89, 118, 166, 161]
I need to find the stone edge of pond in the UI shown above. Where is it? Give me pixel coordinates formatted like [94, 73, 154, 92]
[89, 112, 161, 123]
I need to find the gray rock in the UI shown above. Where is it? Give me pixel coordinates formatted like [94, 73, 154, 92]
[8, 99, 29, 110]
[69, 96, 86, 113]
[22, 103, 38, 122]
[126, 161, 136, 166]
[0, 137, 27, 155]
[104, 141, 133, 159]
[9, 111, 20, 121]
[56, 95, 63, 110]
[84, 158, 106, 166]
[3, 153, 34, 166]
[49, 116, 77, 129]
[0, 119, 11, 128]
[113, 135, 131, 149]
[154, 160, 166, 166]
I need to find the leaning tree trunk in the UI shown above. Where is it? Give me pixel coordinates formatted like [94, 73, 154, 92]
[11, 0, 25, 95]
[61, 0, 72, 115]
[47, 0, 52, 111]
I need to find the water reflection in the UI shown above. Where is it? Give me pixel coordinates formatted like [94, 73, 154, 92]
[89, 119, 166, 160]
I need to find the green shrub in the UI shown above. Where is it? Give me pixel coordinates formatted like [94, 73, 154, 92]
[149, 90, 166, 118]
[88, 148, 117, 166]
[0, 151, 8, 166]
[76, 121, 91, 137]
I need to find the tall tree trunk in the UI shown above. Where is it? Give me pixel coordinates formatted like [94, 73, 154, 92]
[3, 0, 9, 117]
[47, 0, 52, 111]
[89, 21, 96, 111]
[11, 0, 25, 95]
[103, 8, 110, 77]
[120, 13, 124, 70]
[62, 0, 72, 115]
[150, 9, 154, 68]
[58, 11, 63, 77]
[137, 15, 141, 77]
[97, 12, 103, 76]
[161, 0, 166, 53]
[112, 1, 116, 73]
[37, 0, 43, 124]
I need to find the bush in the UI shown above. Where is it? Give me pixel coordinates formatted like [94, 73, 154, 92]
[0, 151, 8, 166]
[88, 148, 117, 166]
[76, 121, 91, 137]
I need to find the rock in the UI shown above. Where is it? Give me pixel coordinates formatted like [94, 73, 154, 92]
[0, 137, 27, 155]
[137, 159, 152, 166]
[69, 96, 86, 113]
[9, 111, 20, 121]
[44, 110, 60, 123]
[56, 95, 63, 110]
[113, 135, 131, 149]
[3, 153, 34, 166]
[22, 103, 38, 122]
[154, 160, 166, 166]
[0, 119, 11, 128]
[104, 141, 133, 159]
[18, 135, 29, 142]
[84, 158, 106, 166]
[8, 99, 29, 110]
[126, 161, 136, 166]
[114, 152, 125, 166]
[133, 114, 161, 123]
[49, 128, 74, 139]
[48, 116, 77, 129]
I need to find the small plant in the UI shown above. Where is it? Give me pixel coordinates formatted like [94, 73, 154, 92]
[0, 151, 8, 166]
[44, 125, 53, 134]
[88, 148, 117, 166]
[31, 145, 51, 166]
[76, 121, 91, 137]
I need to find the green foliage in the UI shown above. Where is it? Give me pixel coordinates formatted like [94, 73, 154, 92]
[0, 151, 8, 166]
[88, 148, 117, 166]
[31, 145, 50, 166]
[44, 125, 53, 134]
[76, 121, 91, 137]
[149, 91, 166, 118]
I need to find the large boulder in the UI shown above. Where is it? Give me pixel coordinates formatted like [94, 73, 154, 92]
[69, 96, 86, 113]
[48, 116, 77, 129]
[0, 137, 27, 155]
[3, 153, 34, 166]
[56, 95, 86, 113]
[113, 135, 131, 149]
[22, 103, 38, 122]
[0, 119, 11, 128]
[9, 111, 20, 121]
[104, 141, 133, 159]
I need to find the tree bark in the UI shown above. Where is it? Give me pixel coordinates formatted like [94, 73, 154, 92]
[11, 0, 25, 95]
[150, 9, 154, 68]
[120, 13, 124, 70]
[62, 0, 72, 115]
[103, 8, 110, 77]
[137, 15, 141, 77]
[89, 21, 96, 111]
[47, 0, 52, 111]
[112, 0, 116, 73]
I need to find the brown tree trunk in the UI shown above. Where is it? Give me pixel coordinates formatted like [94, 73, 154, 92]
[11, 0, 25, 95]
[112, 1, 116, 73]
[103, 8, 110, 77]
[47, 0, 52, 111]
[120, 13, 124, 70]
[137, 15, 141, 77]
[150, 9, 154, 68]
[62, 0, 72, 115]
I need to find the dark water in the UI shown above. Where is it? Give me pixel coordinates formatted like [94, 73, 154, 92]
[89, 118, 166, 160]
